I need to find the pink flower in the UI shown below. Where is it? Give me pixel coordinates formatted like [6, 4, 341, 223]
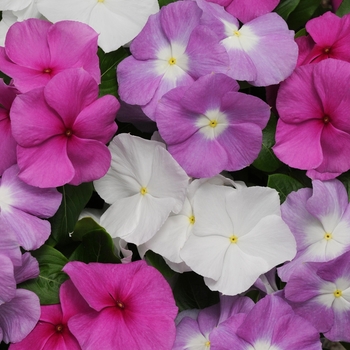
[296, 12, 350, 66]
[9, 280, 90, 350]
[63, 260, 178, 350]
[273, 58, 350, 180]
[10, 69, 119, 188]
[0, 19, 100, 92]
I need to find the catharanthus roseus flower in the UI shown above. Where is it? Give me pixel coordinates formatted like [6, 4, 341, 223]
[155, 73, 270, 177]
[117, 0, 229, 120]
[278, 179, 350, 282]
[197, 0, 297, 86]
[206, 0, 280, 23]
[180, 182, 296, 295]
[284, 251, 350, 342]
[0, 165, 62, 250]
[296, 12, 350, 66]
[0, 18, 100, 92]
[273, 58, 350, 180]
[10, 69, 119, 188]
[210, 294, 322, 349]
[63, 260, 178, 350]
[36, 0, 159, 53]
[9, 280, 90, 350]
[0, 79, 19, 176]
[94, 133, 189, 245]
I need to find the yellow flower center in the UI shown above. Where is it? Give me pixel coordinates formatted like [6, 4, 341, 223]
[116, 300, 125, 309]
[168, 57, 176, 65]
[205, 340, 211, 347]
[98, 0, 104, 2]
[324, 232, 332, 240]
[188, 215, 195, 225]
[208, 119, 218, 128]
[55, 324, 63, 332]
[229, 235, 238, 244]
[140, 187, 148, 195]
[334, 289, 342, 298]
[233, 30, 241, 37]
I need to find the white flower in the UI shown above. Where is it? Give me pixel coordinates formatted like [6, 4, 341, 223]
[36, 0, 159, 53]
[94, 134, 189, 245]
[180, 182, 296, 295]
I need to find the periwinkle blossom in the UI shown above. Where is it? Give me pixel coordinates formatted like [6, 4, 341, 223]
[10, 69, 119, 188]
[0, 19, 100, 93]
[296, 12, 350, 66]
[155, 73, 270, 178]
[0, 165, 62, 250]
[273, 59, 350, 180]
[94, 133, 189, 246]
[197, 0, 298, 86]
[0, 79, 19, 176]
[278, 179, 350, 282]
[63, 260, 178, 350]
[284, 251, 350, 342]
[117, 0, 229, 120]
[180, 182, 296, 295]
[206, 0, 280, 23]
[36, 0, 159, 53]
[209, 294, 322, 349]
[9, 280, 90, 350]
[174, 295, 254, 349]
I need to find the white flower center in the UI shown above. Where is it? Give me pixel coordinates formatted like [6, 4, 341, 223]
[0, 185, 14, 212]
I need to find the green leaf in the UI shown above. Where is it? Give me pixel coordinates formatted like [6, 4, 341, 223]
[71, 217, 105, 241]
[69, 229, 120, 263]
[337, 171, 350, 201]
[173, 272, 219, 312]
[340, 341, 350, 349]
[18, 245, 69, 305]
[158, 0, 177, 7]
[295, 27, 307, 38]
[48, 183, 93, 247]
[145, 251, 177, 279]
[267, 173, 304, 203]
[98, 47, 129, 98]
[287, 0, 322, 31]
[336, 0, 350, 16]
[252, 114, 281, 173]
[274, 0, 300, 20]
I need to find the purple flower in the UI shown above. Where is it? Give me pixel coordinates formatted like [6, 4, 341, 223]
[117, 0, 229, 120]
[278, 179, 350, 282]
[0, 165, 62, 250]
[10, 69, 119, 188]
[0, 19, 100, 92]
[284, 251, 350, 342]
[63, 260, 178, 350]
[156, 73, 270, 177]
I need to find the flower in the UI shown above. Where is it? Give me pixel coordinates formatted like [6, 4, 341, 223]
[0, 18, 100, 92]
[10, 69, 119, 188]
[155, 73, 270, 177]
[273, 58, 350, 180]
[117, 0, 229, 120]
[278, 179, 350, 282]
[180, 182, 296, 295]
[296, 12, 350, 66]
[94, 133, 189, 245]
[9, 280, 90, 350]
[197, 0, 297, 86]
[36, 0, 159, 53]
[284, 251, 350, 342]
[63, 260, 178, 350]
[0, 165, 62, 250]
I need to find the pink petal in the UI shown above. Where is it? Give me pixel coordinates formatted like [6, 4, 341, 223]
[0, 254, 16, 304]
[0, 113, 17, 175]
[73, 95, 119, 143]
[17, 137, 75, 188]
[10, 88, 64, 147]
[66, 136, 112, 185]
[14, 252, 39, 284]
[48, 21, 100, 84]
[44, 69, 99, 128]
[4, 19, 51, 70]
